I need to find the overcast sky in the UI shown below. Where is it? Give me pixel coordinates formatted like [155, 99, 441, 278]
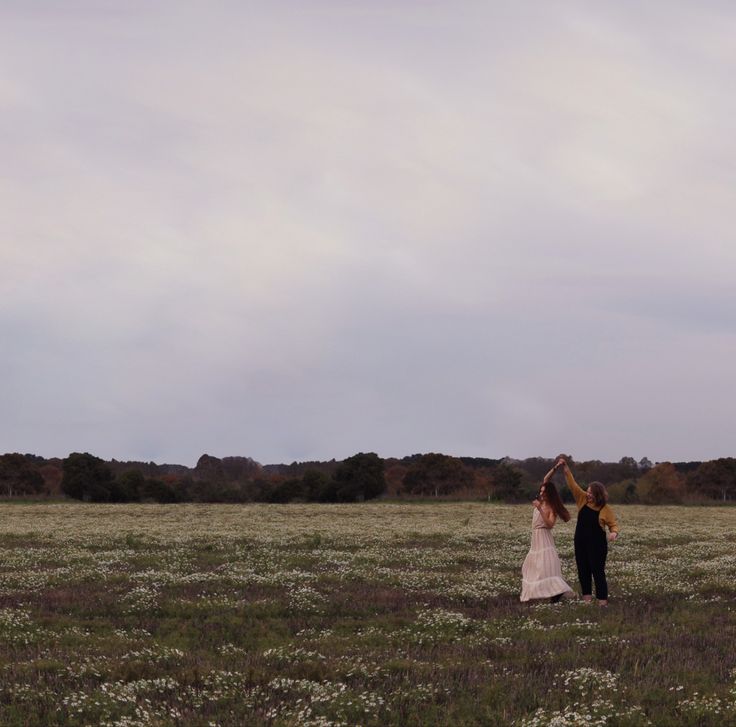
[2, 1, 735, 466]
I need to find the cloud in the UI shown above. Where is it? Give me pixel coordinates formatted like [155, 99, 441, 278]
[1, 1, 735, 464]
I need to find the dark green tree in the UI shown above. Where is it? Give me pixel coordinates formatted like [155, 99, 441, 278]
[330, 452, 386, 502]
[302, 470, 329, 501]
[111, 469, 145, 502]
[403, 453, 474, 498]
[317, 476, 340, 503]
[491, 462, 524, 501]
[0, 453, 44, 497]
[61, 453, 114, 502]
[140, 477, 182, 503]
[266, 478, 305, 503]
[687, 458, 736, 501]
[607, 478, 640, 504]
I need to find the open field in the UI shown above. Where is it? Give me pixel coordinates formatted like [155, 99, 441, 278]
[1, 503, 736, 726]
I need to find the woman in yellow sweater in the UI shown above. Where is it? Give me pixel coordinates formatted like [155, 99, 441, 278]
[557, 458, 619, 606]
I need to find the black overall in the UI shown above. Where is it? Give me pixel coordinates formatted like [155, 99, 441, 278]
[574, 505, 608, 600]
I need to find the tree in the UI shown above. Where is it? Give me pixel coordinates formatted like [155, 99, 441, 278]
[491, 462, 524, 501]
[111, 469, 145, 502]
[517, 457, 557, 482]
[384, 463, 409, 497]
[266, 478, 305, 503]
[470, 468, 495, 500]
[0, 454, 44, 497]
[317, 476, 340, 503]
[637, 462, 685, 504]
[39, 464, 63, 495]
[607, 479, 639, 504]
[330, 453, 386, 502]
[193, 454, 225, 483]
[687, 458, 736, 501]
[618, 457, 639, 479]
[301, 470, 329, 501]
[61, 453, 114, 502]
[402, 453, 474, 498]
[141, 475, 182, 503]
[221, 456, 261, 481]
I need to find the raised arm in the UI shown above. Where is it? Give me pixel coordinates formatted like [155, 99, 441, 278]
[542, 464, 557, 484]
[559, 460, 587, 509]
[543, 458, 566, 483]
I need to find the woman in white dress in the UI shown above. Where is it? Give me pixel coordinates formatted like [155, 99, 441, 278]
[520, 462, 574, 603]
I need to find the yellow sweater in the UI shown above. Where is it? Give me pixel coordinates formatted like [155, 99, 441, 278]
[564, 469, 619, 534]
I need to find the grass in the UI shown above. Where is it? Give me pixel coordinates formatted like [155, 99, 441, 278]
[1, 503, 736, 725]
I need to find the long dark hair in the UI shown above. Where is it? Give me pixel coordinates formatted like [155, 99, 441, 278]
[539, 480, 571, 522]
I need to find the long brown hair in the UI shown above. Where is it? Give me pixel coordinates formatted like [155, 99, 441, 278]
[539, 480, 570, 522]
[588, 481, 608, 508]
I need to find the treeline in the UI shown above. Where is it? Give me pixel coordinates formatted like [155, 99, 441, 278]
[1, 451, 736, 504]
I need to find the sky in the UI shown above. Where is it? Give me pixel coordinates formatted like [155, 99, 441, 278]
[2, 1, 735, 467]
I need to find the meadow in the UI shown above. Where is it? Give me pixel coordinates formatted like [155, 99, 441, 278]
[1, 503, 736, 726]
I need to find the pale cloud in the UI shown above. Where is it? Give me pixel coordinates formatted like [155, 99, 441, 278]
[1, 1, 734, 465]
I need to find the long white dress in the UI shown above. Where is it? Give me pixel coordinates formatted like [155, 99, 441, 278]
[520, 507, 573, 602]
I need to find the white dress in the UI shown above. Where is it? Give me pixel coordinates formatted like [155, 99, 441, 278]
[520, 507, 573, 602]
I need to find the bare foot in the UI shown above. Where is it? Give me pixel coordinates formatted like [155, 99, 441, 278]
[597, 599, 608, 607]
[582, 595, 593, 603]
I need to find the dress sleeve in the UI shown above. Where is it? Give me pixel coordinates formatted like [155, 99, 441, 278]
[564, 468, 588, 509]
[599, 505, 619, 533]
